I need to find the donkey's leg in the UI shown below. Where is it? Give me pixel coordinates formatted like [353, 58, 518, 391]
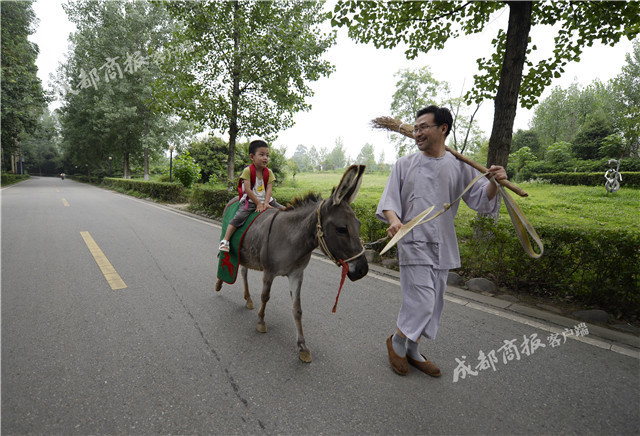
[240, 266, 254, 309]
[289, 271, 311, 363]
[256, 271, 275, 333]
[215, 278, 223, 292]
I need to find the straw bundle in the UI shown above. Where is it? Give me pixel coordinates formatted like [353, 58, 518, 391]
[372, 116, 528, 197]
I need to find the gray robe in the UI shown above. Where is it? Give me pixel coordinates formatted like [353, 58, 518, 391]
[377, 151, 499, 340]
[376, 151, 498, 270]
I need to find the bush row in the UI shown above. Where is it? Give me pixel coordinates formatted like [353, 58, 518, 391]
[521, 158, 640, 177]
[458, 217, 640, 319]
[102, 177, 188, 202]
[1, 173, 30, 185]
[531, 172, 640, 187]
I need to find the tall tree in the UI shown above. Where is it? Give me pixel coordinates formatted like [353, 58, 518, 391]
[1, 0, 48, 172]
[354, 143, 377, 169]
[57, 0, 174, 178]
[161, 0, 335, 181]
[332, 1, 640, 168]
[610, 39, 640, 158]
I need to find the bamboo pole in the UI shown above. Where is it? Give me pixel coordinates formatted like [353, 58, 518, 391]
[372, 116, 529, 197]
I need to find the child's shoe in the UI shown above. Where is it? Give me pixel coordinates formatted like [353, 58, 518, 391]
[218, 239, 230, 252]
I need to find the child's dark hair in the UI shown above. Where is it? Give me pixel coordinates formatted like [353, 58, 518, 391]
[249, 140, 269, 155]
[416, 105, 453, 137]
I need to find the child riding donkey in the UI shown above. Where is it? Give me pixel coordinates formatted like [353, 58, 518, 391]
[219, 140, 285, 253]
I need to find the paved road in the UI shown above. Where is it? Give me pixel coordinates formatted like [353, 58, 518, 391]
[2, 177, 639, 435]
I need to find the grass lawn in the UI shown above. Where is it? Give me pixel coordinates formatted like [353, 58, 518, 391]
[274, 170, 640, 233]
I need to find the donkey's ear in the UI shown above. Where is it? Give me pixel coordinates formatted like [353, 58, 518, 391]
[332, 165, 366, 205]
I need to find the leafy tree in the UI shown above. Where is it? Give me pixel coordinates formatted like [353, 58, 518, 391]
[22, 109, 62, 175]
[610, 39, 640, 158]
[292, 144, 312, 172]
[544, 141, 573, 164]
[354, 143, 377, 169]
[510, 146, 537, 181]
[308, 146, 322, 171]
[531, 81, 613, 150]
[1, 0, 48, 171]
[173, 151, 201, 188]
[57, 0, 174, 179]
[332, 1, 640, 169]
[600, 133, 626, 160]
[390, 66, 442, 156]
[287, 158, 299, 186]
[187, 136, 229, 183]
[160, 0, 335, 181]
[571, 116, 613, 160]
[324, 138, 347, 170]
[511, 129, 541, 156]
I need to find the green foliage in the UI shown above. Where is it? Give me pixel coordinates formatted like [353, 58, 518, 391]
[544, 141, 573, 164]
[1, 173, 30, 186]
[1, 0, 48, 170]
[102, 177, 187, 202]
[459, 218, 639, 318]
[57, 0, 175, 177]
[159, 0, 335, 179]
[533, 172, 640, 188]
[610, 39, 640, 158]
[600, 133, 627, 159]
[332, 1, 640, 109]
[173, 152, 201, 188]
[571, 116, 614, 160]
[511, 129, 541, 156]
[510, 146, 537, 181]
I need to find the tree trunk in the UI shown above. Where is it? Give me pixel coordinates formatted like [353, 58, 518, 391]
[486, 1, 532, 169]
[143, 147, 149, 181]
[123, 152, 131, 179]
[227, 0, 241, 182]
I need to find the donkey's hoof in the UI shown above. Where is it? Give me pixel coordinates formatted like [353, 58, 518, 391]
[299, 350, 312, 363]
[257, 322, 267, 333]
[215, 279, 223, 292]
[245, 299, 254, 310]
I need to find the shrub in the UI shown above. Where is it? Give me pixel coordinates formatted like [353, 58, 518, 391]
[173, 152, 201, 188]
[458, 217, 640, 318]
[102, 178, 187, 202]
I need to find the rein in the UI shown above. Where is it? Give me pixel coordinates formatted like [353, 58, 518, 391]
[315, 199, 366, 313]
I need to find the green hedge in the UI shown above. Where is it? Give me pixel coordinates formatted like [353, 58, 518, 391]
[458, 217, 640, 318]
[102, 177, 187, 202]
[1, 173, 30, 185]
[532, 172, 640, 187]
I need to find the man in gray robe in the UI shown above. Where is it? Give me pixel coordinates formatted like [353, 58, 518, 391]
[376, 105, 508, 377]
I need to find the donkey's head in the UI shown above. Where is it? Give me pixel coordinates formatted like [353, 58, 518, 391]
[320, 165, 369, 281]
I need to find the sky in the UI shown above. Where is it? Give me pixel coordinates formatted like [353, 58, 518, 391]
[30, 0, 635, 164]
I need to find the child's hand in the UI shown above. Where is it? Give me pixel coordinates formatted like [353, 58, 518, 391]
[257, 203, 268, 212]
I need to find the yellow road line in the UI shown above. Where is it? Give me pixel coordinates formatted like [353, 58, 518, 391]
[80, 231, 127, 290]
[61, 198, 70, 207]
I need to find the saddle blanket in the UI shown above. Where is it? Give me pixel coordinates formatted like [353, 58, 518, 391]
[217, 200, 260, 284]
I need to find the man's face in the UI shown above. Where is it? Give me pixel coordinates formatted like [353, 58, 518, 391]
[414, 113, 443, 153]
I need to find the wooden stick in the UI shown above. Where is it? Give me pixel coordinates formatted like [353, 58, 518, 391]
[372, 116, 529, 197]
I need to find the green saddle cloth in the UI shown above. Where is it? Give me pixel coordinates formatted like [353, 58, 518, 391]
[217, 200, 260, 284]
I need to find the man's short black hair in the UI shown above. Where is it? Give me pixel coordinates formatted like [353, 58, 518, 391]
[416, 105, 453, 137]
[249, 140, 269, 155]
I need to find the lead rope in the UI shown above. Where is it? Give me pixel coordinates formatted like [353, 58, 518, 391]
[315, 200, 366, 312]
